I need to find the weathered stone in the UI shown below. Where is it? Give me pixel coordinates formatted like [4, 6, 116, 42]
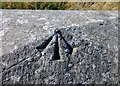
[0, 10, 118, 84]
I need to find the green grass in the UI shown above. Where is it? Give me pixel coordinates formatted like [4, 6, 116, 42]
[1, 2, 68, 10]
[1, 2, 118, 10]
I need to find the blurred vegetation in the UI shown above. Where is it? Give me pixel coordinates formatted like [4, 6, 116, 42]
[1, 2, 118, 10]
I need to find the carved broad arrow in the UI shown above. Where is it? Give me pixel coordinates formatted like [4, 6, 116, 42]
[36, 29, 73, 61]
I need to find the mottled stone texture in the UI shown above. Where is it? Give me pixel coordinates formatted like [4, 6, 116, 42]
[0, 10, 118, 84]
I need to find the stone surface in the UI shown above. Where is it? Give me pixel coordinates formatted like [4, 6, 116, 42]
[0, 10, 118, 84]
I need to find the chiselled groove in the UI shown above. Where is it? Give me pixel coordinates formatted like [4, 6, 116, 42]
[57, 30, 73, 55]
[36, 34, 54, 52]
[52, 34, 60, 60]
